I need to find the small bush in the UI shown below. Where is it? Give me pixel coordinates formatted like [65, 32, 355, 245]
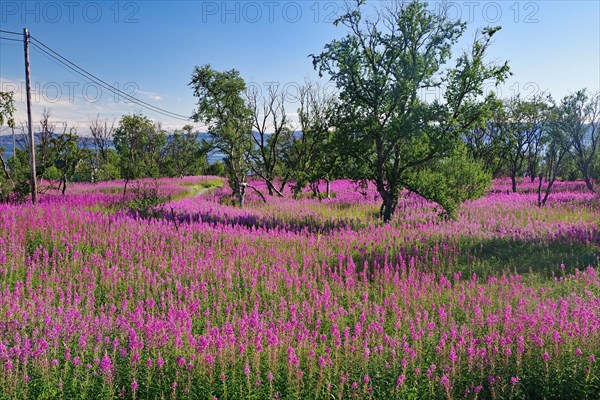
[125, 181, 169, 219]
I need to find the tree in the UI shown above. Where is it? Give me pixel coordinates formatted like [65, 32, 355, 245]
[463, 96, 509, 177]
[559, 90, 599, 192]
[113, 113, 166, 194]
[246, 84, 292, 196]
[0, 92, 16, 128]
[190, 65, 254, 206]
[47, 123, 81, 195]
[87, 116, 121, 182]
[537, 100, 573, 206]
[312, 0, 509, 221]
[524, 96, 551, 183]
[498, 94, 551, 192]
[89, 115, 115, 167]
[161, 124, 209, 177]
[31, 112, 82, 194]
[1, 106, 81, 198]
[35, 109, 58, 176]
[284, 80, 341, 198]
[0, 91, 16, 199]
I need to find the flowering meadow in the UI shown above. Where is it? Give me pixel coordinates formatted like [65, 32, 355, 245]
[0, 177, 599, 399]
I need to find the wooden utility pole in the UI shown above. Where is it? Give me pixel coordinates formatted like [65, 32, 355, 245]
[23, 28, 37, 204]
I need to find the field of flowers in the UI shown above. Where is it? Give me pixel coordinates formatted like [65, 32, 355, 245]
[0, 177, 599, 399]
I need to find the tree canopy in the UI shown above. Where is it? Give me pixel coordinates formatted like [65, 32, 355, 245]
[312, 0, 510, 221]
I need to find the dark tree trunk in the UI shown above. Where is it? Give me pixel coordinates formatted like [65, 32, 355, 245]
[123, 178, 130, 198]
[380, 193, 396, 223]
[584, 176, 594, 192]
[540, 182, 554, 207]
[376, 176, 398, 223]
[311, 181, 320, 198]
[265, 179, 283, 197]
[538, 174, 554, 207]
[511, 174, 517, 193]
[536, 174, 543, 206]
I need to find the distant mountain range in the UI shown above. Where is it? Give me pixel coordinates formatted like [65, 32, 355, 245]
[0, 132, 220, 162]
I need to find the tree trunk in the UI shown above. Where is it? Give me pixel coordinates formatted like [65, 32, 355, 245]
[380, 193, 396, 223]
[540, 182, 554, 207]
[246, 184, 267, 203]
[538, 174, 554, 207]
[584, 176, 594, 192]
[326, 179, 331, 199]
[123, 178, 130, 198]
[511, 174, 517, 193]
[311, 180, 320, 198]
[237, 184, 246, 208]
[266, 179, 283, 197]
[536, 174, 543, 206]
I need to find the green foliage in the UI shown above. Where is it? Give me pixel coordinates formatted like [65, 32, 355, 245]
[557, 89, 599, 192]
[312, 0, 510, 221]
[537, 94, 583, 206]
[463, 95, 507, 177]
[494, 94, 552, 191]
[405, 146, 492, 218]
[123, 181, 169, 219]
[42, 165, 61, 181]
[284, 81, 344, 197]
[0, 91, 16, 128]
[161, 124, 209, 177]
[113, 113, 166, 184]
[0, 148, 31, 202]
[190, 64, 253, 205]
[206, 161, 226, 177]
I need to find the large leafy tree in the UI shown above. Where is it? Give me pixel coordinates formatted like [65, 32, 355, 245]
[190, 65, 254, 206]
[495, 94, 551, 192]
[113, 113, 166, 194]
[312, 0, 509, 221]
[559, 89, 599, 192]
[537, 98, 573, 206]
[161, 124, 209, 178]
[463, 95, 509, 178]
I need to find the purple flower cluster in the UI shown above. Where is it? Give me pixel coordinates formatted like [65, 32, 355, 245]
[0, 177, 598, 398]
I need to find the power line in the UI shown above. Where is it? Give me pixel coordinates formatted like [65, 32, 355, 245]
[0, 29, 22, 36]
[30, 43, 191, 122]
[30, 41, 106, 87]
[30, 36, 191, 120]
[28, 35, 192, 122]
[29, 43, 189, 123]
[0, 36, 22, 42]
[29, 39, 191, 121]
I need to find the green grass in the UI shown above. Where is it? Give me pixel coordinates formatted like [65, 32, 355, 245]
[462, 237, 599, 278]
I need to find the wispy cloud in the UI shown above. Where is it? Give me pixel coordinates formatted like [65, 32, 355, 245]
[138, 90, 162, 101]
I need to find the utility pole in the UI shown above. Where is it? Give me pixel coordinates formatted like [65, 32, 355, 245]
[23, 28, 37, 204]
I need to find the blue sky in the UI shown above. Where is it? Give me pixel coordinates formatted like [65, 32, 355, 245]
[1, 0, 599, 134]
